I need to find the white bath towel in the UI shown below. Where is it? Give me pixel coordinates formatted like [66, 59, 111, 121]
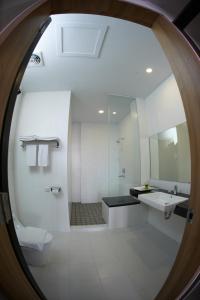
[26, 144, 37, 166]
[38, 144, 49, 167]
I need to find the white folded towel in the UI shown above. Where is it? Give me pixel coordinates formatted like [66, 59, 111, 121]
[38, 144, 49, 167]
[26, 144, 37, 166]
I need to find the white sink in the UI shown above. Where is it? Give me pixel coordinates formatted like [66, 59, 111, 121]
[138, 192, 188, 212]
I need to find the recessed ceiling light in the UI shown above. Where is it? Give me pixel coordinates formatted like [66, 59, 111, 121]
[98, 110, 104, 114]
[112, 112, 117, 115]
[146, 68, 153, 74]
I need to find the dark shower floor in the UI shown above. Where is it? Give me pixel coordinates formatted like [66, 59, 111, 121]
[70, 202, 105, 226]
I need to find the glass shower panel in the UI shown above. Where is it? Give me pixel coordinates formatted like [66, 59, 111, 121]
[107, 95, 141, 197]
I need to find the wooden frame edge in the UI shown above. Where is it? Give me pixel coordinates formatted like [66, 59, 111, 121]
[0, 2, 51, 299]
[153, 15, 200, 300]
[0, 1, 200, 299]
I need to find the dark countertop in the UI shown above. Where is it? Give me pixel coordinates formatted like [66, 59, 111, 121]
[102, 196, 140, 208]
[102, 188, 189, 218]
[174, 200, 189, 218]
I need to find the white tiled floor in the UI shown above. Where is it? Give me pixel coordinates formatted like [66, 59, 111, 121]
[29, 224, 180, 300]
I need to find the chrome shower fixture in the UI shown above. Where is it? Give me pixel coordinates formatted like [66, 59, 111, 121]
[116, 137, 125, 143]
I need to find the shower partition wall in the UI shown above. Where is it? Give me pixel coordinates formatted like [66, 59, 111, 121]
[107, 95, 141, 198]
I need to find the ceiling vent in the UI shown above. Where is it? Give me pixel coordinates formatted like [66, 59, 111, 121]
[28, 52, 44, 67]
[57, 24, 108, 58]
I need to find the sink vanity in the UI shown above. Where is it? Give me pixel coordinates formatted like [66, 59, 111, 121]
[138, 191, 188, 219]
[101, 121, 190, 237]
[102, 188, 189, 229]
[138, 191, 188, 212]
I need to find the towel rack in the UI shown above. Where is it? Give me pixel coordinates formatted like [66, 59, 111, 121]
[19, 136, 60, 148]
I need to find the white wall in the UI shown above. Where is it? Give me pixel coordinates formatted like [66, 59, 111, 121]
[146, 75, 190, 193]
[108, 125, 120, 196]
[67, 111, 72, 218]
[11, 91, 71, 232]
[71, 122, 119, 203]
[136, 97, 150, 185]
[136, 74, 189, 242]
[81, 123, 118, 203]
[71, 123, 81, 202]
[118, 101, 141, 194]
[137, 74, 190, 191]
[145, 74, 186, 136]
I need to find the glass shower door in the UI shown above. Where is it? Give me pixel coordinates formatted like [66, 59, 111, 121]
[107, 95, 141, 197]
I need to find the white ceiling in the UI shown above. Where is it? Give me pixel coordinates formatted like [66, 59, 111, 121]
[21, 14, 172, 123]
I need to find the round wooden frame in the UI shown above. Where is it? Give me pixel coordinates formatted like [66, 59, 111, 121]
[0, 1, 199, 299]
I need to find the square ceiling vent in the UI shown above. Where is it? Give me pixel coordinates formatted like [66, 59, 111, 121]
[57, 23, 108, 58]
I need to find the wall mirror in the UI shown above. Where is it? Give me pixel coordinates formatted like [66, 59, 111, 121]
[149, 122, 191, 182]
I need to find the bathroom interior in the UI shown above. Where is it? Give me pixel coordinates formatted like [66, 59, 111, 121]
[8, 13, 191, 300]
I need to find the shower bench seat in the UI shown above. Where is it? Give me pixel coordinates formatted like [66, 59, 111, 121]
[102, 196, 147, 229]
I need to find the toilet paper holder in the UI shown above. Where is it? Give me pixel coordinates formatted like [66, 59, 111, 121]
[50, 186, 61, 193]
[45, 186, 61, 193]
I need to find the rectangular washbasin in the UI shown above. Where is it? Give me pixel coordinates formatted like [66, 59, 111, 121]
[138, 192, 188, 212]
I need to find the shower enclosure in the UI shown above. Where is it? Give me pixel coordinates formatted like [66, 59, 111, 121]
[71, 95, 141, 205]
[106, 95, 141, 198]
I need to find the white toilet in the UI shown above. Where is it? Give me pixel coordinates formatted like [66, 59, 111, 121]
[13, 214, 53, 266]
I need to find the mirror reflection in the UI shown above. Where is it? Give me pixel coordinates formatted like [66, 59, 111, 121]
[150, 122, 191, 182]
[8, 13, 190, 300]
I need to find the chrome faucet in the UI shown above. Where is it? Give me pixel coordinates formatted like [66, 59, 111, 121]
[174, 185, 178, 195]
[118, 168, 125, 178]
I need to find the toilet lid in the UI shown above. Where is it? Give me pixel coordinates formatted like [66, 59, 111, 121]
[16, 226, 49, 251]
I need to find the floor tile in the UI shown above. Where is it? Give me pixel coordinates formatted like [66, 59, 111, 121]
[70, 202, 105, 225]
[29, 225, 181, 300]
[101, 275, 143, 300]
